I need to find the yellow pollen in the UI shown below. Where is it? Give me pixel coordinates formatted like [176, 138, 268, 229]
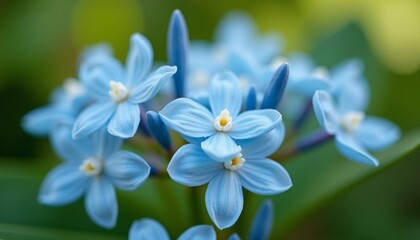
[219, 117, 228, 126]
[82, 162, 96, 172]
[231, 157, 239, 166]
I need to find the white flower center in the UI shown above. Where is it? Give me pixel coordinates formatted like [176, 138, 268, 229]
[312, 66, 329, 80]
[64, 78, 84, 99]
[109, 81, 129, 103]
[224, 153, 245, 171]
[214, 109, 233, 132]
[340, 111, 365, 133]
[79, 157, 103, 176]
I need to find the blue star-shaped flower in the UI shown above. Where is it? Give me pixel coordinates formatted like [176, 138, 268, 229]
[313, 90, 400, 166]
[72, 33, 177, 139]
[159, 72, 282, 161]
[167, 125, 292, 229]
[39, 123, 150, 228]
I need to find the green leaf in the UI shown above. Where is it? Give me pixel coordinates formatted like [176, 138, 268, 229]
[263, 129, 420, 238]
[0, 223, 124, 240]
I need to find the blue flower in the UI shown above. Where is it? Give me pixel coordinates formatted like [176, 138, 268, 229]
[38, 123, 150, 228]
[160, 72, 282, 161]
[167, 125, 292, 229]
[129, 218, 216, 240]
[72, 33, 177, 139]
[313, 90, 400, 166]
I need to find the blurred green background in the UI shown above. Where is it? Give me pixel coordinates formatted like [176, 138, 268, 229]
[0, 0, 419, 239]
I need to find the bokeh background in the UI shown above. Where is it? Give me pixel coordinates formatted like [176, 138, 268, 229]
[0, 0, 419, 239]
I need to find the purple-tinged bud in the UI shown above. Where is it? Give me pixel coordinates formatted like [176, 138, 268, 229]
[146, 111, 172, 152]
[249, 200, 273, 240]
[261, 63, 289, 109]
[245, 86, 257, 111]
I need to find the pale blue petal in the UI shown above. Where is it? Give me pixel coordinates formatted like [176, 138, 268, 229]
[249, 200, 273, 240]
[289, 77, 330, 96]
[90, 127, 123, 158]
[205, 172, 243, 230]
[209, 72, 242, 118]
[130, 66, 177, 103]
[85, 177, 118, 229]
[129, 218, 170, 240]
[335, 134, 379, 167]
[354, 116, 400, 150]
[337, 78, 370, 112]
[312, 90, 338, 134]
[72, 102, 115, 139]
[21, 106, 66, 136]
[228, 233, 241, 240]
[168, 144, 222, 186]
[38, 163, 88, 205]
[215, 11, 255, 45]
[125, 33, 153, 87]
[51, 121, 94, 162]
[238, 123, 285, 158]
[237, 158, 292, 195]
[107, 102, 140, 139]
[178, 225, 216, 240]
[105, 151, 150, 190]
[80, 56, 124, 99]
[201, 133, 242, 162]
[230, 109, 282, 140]
[159, 98, 215, 138]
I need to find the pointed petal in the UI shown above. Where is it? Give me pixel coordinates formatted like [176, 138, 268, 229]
[209, 72, 242, 117]
[205, 172, 243, 230]
[38, 163, 88, 205]
[107, 102, 140, 138]
[312, 90, 338, 134]
[130, 66, 177, 103]
[201, 133, 242, 162]
[85, 177, 118, 229]
[72, 102, 115, 139]
[354, 116, 400, 151]
[168, 144, 221, 186]
[126, 33, 153, 86]
[261, 63, 289, 109]
[335, 134, 379, 166]
[90, 127, 123, 158]
[80, 56, 124, 99]
[237, 158, 292, 195]
[105, 151, 150, 190]
[21, 106, 66, 136]
[178, 225, 216, 240]
[238, 123, 285, 158]
[146, 111, 173, 151]
[159, 98, 215, 138]
[230, 109, 281, 140]
[249, 200, 273, 240]
[129, 218, 170, 240]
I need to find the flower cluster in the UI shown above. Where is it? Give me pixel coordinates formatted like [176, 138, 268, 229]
[22, 9, 400, 239]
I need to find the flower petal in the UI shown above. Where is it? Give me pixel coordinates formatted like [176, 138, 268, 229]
[209, 72, 242, 118]
[238, 123, 285, 158]
[205, 171, 243, 230]
[125, 33, 153, 86]
[335, 134, 379, 166]
[38, 163, 88, 205]
[167, 144, 221, 187]
[21, 106, 67, 136]
[130, 66, 177, 103]
[249, 200, 273, 240]
[105, 151, 150, 190]
[72, 102, 115, 139]
[159, 98, 215, 138]
[178, 225, 216, 240]
[90, 127, 123, 158]
[129, 218, 170, 240]
[201, 133, 242, 162]
[237, 158, 292, 195]
[312, 90, 338, 134]
[354, 116, 400, 151]
[85, 177, 118, 229]
[107, 102, 140, 138]
[230, 109, 282, 140]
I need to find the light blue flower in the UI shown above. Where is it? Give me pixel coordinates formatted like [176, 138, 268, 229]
[72, 33, 177, 139]
[39, 123, 150, 228]
[313, 90, 400, 166]
[129, 218, 216, 240]
[160, 72, 282, 161]
[167, 125, 292, 229]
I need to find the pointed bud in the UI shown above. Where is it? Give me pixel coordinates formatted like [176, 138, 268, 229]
[167, 9, 189, 98]
[249, 200, 273, 240]
[138, 105, 151, 137]
[245, 86, 257, 111]
[146, 111, 172, 152]
[261, 63, 289, 109]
